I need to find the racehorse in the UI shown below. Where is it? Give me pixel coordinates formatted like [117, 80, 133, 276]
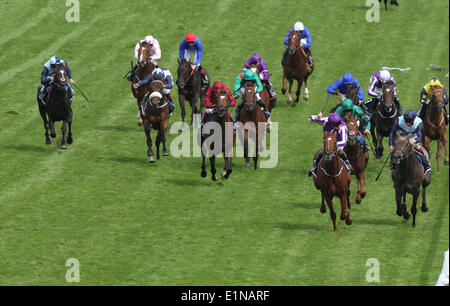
[421, 85, 449, 172]
[329, 82, 360, 113]
[281, 30, 309, 104]
[130, 41, 155, 125]
[201, 90, 233, 181]
[37, 65, 73, 149]
[248, 62, 276, 112]
[312, 131, 352, 232]
[238, 82, 266, 169]
[370, 80, 399, 159]
[344, 115, 369, 205]
[391, 132, 432, 227]
[176, 58, 210, 128]
[140, 80, 170, 162]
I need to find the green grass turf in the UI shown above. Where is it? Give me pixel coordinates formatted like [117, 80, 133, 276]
[0, 0, 448, 285]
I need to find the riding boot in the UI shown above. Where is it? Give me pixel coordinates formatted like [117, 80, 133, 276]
[234, 101, 244, 128]
[198, 65, 208, 91]
[391, 0, 399, 5]
[394, 97, 402, 115]
[422, 157, 431, 174]
[308, 152, 323, 177]
[417, 103, 427, 120]
[304, 48, 314, 71]
[167, 94, 175, 117]
[339, 151, 352, 173]
[444, 106, 449, 125]
[37, 85, 46, 104]
[67, 85, 74, 102]
[257, 99, 271, 122]
[357, 135, 370, 153]
[266, 80, 277, 101]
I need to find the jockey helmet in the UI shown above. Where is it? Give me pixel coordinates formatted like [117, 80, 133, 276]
[429, 78, 442, 87]
[294, 21, 304, 31]
[343, 73, 354, 85]
[186, 33, 196, 43]
[144, 35, 154, 44]
[328, 113, 342, 127]
[342, 99, 354, 111]
[250, 53, 261, 64]
[403, 110, 416, 123]
[152, 68, 164, 80]
[379, 70, 391, 82]
[50, 56, 61, 65]
[243, 70, 255, 80]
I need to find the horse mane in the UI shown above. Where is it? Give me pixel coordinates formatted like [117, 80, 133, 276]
[384, 80, 395, 86]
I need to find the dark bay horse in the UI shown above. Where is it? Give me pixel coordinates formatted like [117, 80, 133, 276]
[344, 115, 369, 205]
[281, 30, 309, 104]
[371, 80, 399, 158]
[329, 82, 359, 113]
[422, 85, 449, 172]
[176, 59, 210, 128]
[248, 63, 276, 112]
[201, 90, 233, 181]
[37, 65, 73, 149]
[238, 83, 266, 169]
[312, 131, 352, 232]
[130, 41, 155, 125]
[141, 80, 170, 162]
[391, 132, 432, 227]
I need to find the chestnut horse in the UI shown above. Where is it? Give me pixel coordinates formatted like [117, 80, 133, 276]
[248, 63, 276, 112]
[201, 90, 233, 181]
[370, 80, 399, 158]
[391, 132, 432, 227]
[313, 131, 352, 232]
[281, 30, 309, 104]
[131, 41, 155, 125]
[238, 82, 266, 169]
[37, 65, 73, 149]
[344, 115, 369, 205]
[176, 59, 210, 128]
[140, 80, 169, 162]
[421, 85, 449, 172]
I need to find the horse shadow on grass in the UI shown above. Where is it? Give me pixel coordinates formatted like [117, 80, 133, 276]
[94, 125, 138, 132]
[0, 144, 51, 153]
[274, 222, 324, 232]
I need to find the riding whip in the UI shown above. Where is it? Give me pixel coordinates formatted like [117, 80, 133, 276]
[375, 153, 391, 181]
[72, 83, 89, 102]
[365, 134, 377, 158]
[321, 94, 330, 113]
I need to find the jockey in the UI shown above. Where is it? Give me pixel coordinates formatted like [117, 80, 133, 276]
[202, 81, 236, 125]
[179, 32, 209, 91]
[307, 112, 352, 177]
[242, 53, 277, 102]
[134, 35, 161, 67]
[335, 99, 371, 153]
[363, 70, 402, 118]
[133, 67, 175, 117]
[389, 110, 431, 173]
[326, 73, 365, 105]
[417, 78, 449, 125]
[39, 55, 75, 104]
[282, 21, 314, 70]
[233, 69, 271, 127]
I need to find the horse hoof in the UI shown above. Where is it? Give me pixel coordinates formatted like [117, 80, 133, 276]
[412, 224, 416, 228]
[221, 170, 229, 180]
[67, 137, 73, 144]
[212, 175, 218, 181]
[356, 199, 361, 204]
[60, 145, 67, 149]
[50, 133, 56, 138]
[340, 215, 346, 221]
[320, 207, 326, 214]
[421, 205, 428, 212]
[201, 171, 207, 178]
[403, 212, 411, 220]
[346, 218, 352, 225]
[444, 161, 449, 165]
[149, 156, 155, 163]
[396, 209, 402, 216]
[245, 162, 251, 167]
[361, 192, 366, 199]
[137, 121, 142, 126]
[162, 151, 169, 156]
[45, 139, 51, 145]
[281, 89, 286, 95]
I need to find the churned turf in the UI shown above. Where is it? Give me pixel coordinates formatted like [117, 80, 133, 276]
[0, 0, 448, 285]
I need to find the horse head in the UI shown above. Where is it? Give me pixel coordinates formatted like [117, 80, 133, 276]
[381, 80, 396, 111]
[243, 81, 257, 112]
[323, 131, 338, 162]
[345, 116, 359, 146]
[137, 41, 151, 64]
[431, 85, 445, 112]
[176, 59, 193, 89]
[392, 131, 412, 165]
[346, 82, 360, 106]
[214, 90, 230, 119]
[288, 30, 301, 55]
[53, 64, 68, 91]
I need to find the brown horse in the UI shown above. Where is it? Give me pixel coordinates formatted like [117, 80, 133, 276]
[238, 82, 266, 169]
[391, 132, 432, 227]
[421, 85, 449, 172]
[344, 115, 369, 205]
[313, 131, 352, 232]
[176, 59, 210, 129]
[247, 63, 276, 112]
[37, 65, 73, 149]
[201, 90, 233, 181]
[140, 80, 170, 162]
[371, 80, 399, 158]
[330, 82, 360, 113]
[131, 41, 155, 125]
[281, 30, 309, 104]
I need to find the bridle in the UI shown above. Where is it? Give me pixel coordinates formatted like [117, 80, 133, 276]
[288, 31, 301, 55]
[392, 138, 412, 164]
[214, 92, 230, 118]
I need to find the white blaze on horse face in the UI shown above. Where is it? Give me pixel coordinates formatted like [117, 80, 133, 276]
[386, 88, 391, 93]
[60, 70, 65, 82]
[139, 50, 143, 62]
[251, 68, 257, 73]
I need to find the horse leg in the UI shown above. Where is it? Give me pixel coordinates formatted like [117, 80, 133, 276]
[287, 79, 293, 104]
[294, 79, 302, 103]
[179, 95, 187, 130]
[282, 74, 287, 95]
[67, 121, 73, 144]
[60, 120, 67, 149]
[402, 192, 410, 220]
[421, 184, 429, 213]
[156, 129, 161, 160]
[340, 193, 352, 226]
[324, 196, 337, 232]
[395, 187, 403, 216]
[360, 170, 367, 199]
[355, 173, 362, 204]
[244, 131, 251, 167]
[49, 119, 56, 138]
[222, 156, 232, 180]
[201, 137, 207, 178]
[442, 133, 449, 165]
[144, 124, 155, 163]
[320, 191, 326, 214]
[411, 189, 420, 228]
[210, 154, 218, 181]
[303, 78, 310, 101]
[377, 133, 384, 158]
[39, 104, 51, 144]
